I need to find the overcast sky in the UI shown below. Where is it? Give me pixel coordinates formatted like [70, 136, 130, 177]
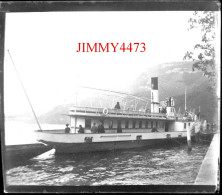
[4, 11, 205, 116]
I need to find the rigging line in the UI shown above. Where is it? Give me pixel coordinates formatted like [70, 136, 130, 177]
[79, 85, 151, 102]
[81, 91, 126, 98]
[7, 50, 42, 131]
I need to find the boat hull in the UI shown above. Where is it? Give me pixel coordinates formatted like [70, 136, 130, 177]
[36, 130, 193, 154]
[4, 143, 53, 169]
[41, 137, 188, 154]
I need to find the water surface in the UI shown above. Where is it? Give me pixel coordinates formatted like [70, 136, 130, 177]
[5, 143, 209, 186]
[4, 121, 209, 186]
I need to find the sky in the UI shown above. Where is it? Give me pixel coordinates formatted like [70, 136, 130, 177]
[4, 11, 204, 116]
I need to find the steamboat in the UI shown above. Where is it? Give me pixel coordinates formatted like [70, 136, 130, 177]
[36, 77, 198, 154]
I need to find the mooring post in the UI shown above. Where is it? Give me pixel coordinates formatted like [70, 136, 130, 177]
[187, 125, 192, 152]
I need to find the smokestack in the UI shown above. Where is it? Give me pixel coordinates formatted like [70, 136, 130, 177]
[151, 77, 159, 113]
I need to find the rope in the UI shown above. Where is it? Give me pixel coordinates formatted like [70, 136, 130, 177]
[79, 85, 150, 102]
[7, 50, 42, 131]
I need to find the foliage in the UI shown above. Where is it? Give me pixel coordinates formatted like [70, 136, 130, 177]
[183, 11, 217, 87]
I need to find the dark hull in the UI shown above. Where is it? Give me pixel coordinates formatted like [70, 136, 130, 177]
[42, 137, 189, 154]
[4, 143, 53, 169]
[194, 132, 215, 143]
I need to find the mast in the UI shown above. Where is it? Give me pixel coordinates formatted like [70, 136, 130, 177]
[7, 50, 42, 131]
[185, 87, 186, 111]
[74, 74, 79, 133]
[178, 107, 181, 118]
[75, 74, 79, 107]
[199, 105, 201, 120]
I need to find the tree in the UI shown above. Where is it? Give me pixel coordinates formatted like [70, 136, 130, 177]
[183, 11, 218, 88]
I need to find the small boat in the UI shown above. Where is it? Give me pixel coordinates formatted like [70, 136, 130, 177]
[4, 143, 53, 169]
[36, 77, 197, 154]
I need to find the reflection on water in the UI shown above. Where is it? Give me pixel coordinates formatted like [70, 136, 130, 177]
[6, 143, 209, 186]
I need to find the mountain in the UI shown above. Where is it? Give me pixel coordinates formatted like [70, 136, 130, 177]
[131, 61, 218, 123]
[39, 61, 218, 124]
[38, 104, 72, 124]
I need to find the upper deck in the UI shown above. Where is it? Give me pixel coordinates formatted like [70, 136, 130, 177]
[68, 106, 176, 121]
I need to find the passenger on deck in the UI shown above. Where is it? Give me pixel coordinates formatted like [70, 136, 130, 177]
[145, 108, 150, 113]
[160, 107, 166, 114]
[98, 122, 105, 133]
[65, 124, 70, 133]
[114, 102, 121, 110]
[163, 108, 167, 113]
[78, 125, 84, 133]
[91, 123, 98, 133]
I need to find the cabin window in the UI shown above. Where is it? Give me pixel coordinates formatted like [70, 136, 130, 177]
[139, 121, 142, 128]
[133, 121, 136, 128]
[117, 120, 121, 129]
[125, 120, 129, 128]
[151, 121, 153, 128]
[156, 121, 158, 128]
[109, 120, 113, 129]
[188, 123, 190, 126]
[148, 121, 151, 129]
[85, 119, 91, 129]
[184, 123, 186, 129]
[145, 121, 148, 128]
[162, 122, 165, 128]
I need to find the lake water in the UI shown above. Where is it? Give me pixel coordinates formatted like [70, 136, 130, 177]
[3, 121, 210, 186]
[4, 121, 65, 145]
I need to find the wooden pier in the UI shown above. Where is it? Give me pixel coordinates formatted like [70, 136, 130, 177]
[195, 133, 220, 188]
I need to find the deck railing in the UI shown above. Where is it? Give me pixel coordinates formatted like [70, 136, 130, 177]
[69, 106, 172, 120]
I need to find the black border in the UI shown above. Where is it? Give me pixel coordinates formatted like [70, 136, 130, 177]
[0, 0, 221, 12]
[0, 0, 220, 193]
[3, 184, 219, 193]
